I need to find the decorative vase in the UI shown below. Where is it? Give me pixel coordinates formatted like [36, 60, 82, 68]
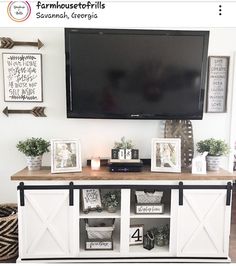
[206, 156, 221, 171]
[155, 234, 165, 247]
[106, 205, 117, 213]
[26, 155, 42, 171]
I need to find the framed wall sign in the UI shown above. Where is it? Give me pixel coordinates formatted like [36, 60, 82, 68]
[151, 138, 181, 173]
[129, 224, 144, 245]
[2, 53, 43, 102]
[135, 203, 164, 214]
[206, 56, 230, 113]
[82, 189, 102, 213]
[51, 139, 82, 173]
[85, 239, 113, 250]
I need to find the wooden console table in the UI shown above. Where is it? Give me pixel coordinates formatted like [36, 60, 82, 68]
[11, 167, 235, 263]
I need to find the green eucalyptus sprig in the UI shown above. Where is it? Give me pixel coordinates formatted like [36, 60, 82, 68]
[17, 137, 50, 157]
[196, 138, 229, 156]
[114, 136, 134, 149]
[102, 191, 121, 208]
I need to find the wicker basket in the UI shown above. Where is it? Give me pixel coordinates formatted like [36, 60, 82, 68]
[0, 204, 18, 261]
[135, 191, 163, 204]
[85, 218, 115, 240]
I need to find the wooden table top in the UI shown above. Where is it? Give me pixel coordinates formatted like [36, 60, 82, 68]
[11, 166, 236, 181]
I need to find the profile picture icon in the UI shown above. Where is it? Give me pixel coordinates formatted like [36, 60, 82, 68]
[7, 1, 31, 22]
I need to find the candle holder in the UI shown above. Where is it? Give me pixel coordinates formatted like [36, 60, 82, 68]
[91, 157, 100, 170]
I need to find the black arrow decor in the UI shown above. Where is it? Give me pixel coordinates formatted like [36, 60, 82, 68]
[3, 107, 46, 117]
[0, 37, 44, 50]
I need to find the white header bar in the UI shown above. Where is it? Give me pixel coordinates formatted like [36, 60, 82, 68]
[0, 1, 236, 27]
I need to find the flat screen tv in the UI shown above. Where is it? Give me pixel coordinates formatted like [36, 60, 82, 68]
[65, 28, 209, 119]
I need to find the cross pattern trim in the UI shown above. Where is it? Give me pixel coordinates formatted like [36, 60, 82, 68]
[24, 191, 69, 255]
[180, 191, 226, 255]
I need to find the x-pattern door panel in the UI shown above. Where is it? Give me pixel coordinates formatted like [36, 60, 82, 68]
[20, 190, 79, 258]
[177, 189, 231, 257]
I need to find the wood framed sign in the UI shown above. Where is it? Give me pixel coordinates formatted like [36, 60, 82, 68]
[135, 203, 164, 214]
[129, 224, 144, 245]
[85, 239, 113, 250]
[2, 53, 43, 102]
[82, 189, 102, 213]
[206, 56, 230, 113]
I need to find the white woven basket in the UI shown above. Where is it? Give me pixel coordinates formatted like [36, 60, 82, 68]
[85, 219, 115, 240]
[135, 191, 163, 204]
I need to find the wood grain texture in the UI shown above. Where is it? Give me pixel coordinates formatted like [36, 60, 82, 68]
[164, 120, 194, 168]
[11, 167, 236, 181]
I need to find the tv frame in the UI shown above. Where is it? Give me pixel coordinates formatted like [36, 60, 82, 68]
[65, 28, 209, 120]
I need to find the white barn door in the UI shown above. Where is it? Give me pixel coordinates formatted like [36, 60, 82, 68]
[177, 189, 231, 257]
[19, 189, 79, 259]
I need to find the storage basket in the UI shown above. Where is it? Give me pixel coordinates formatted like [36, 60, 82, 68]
[0, 204, 18, 261]
[135, 191, 163, 204]
[85, 218, 115, 240]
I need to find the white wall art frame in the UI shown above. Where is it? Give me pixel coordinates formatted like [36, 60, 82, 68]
[3, 53, 43, 102]
[151, 138, 181, 173]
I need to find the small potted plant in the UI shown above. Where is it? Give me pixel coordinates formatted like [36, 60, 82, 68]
[112, 137, 137, 160]
[17, 137, 50, 171]
[196, 138, 229, 171]
[114, 136, 134, 150]
[102, 191, 120, 213]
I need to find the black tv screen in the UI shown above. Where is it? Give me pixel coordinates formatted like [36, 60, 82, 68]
[65, 28, 209, 119]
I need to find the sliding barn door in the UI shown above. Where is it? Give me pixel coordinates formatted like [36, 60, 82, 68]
[18, 189, 79, 259]
[177, 189, 231, 257]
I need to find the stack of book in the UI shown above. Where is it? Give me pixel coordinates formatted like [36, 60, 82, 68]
[108, 159, 143, 172]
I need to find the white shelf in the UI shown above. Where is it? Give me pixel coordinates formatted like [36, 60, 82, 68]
[79, 209, 121, 219]
[129, 244, 170, 256]
[130, 205, 170, 219]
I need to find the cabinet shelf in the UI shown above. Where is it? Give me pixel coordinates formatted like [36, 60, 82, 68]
[129, 244, 170, 256]
[15, 176, 232, 262]
[79, 209, 121, 219]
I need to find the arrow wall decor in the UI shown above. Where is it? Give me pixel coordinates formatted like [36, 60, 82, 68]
[3, 107, 46, 117]
[0, 37, 44, 50]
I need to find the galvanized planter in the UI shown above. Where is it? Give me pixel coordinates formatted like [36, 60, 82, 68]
[206, 156, 221, 171]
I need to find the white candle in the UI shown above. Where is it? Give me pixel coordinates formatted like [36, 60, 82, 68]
[91, 157, 100, 170]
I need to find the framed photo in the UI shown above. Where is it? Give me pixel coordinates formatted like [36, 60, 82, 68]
[82, 189, 102, 213]
[2, 53, 43, 102]
[51, 139, 82, 173]
[129, 224, 144, 245]
[151, 138, 181, 173]
[206, 56, 230, 113]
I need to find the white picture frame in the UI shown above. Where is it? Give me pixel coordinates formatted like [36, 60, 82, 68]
[151, 138, 181, 173]
[3, 53, 43, 102]
[51, 139, 82, 173]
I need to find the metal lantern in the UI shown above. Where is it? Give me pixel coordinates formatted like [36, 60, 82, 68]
[143, 231, 155, 250]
